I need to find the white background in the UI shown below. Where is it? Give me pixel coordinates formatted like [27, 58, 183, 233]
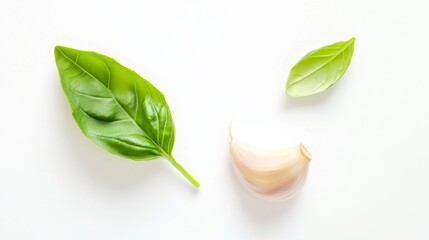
[1, 0, 428, 239]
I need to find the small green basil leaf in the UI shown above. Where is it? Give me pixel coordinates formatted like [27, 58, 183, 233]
[55, 46, 199, 188]
[286, 37, 355, 97]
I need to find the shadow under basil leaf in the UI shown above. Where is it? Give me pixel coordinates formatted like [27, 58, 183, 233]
[283, 86, 336, 108]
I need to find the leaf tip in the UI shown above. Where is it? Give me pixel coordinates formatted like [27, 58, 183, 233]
[285, 79, 305, 97]
[54, 45, 67, 55]
[54, 45, 79, 61]
[54, 45, 66, 62]
[54, 45, 63, 59]
[285, 87, 297, 97]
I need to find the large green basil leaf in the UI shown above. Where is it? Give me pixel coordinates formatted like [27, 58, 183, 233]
[55, 46, 199, 188]
[286, 37, 355, 97]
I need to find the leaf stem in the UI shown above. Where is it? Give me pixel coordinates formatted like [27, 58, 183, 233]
[165, 155, 200, 188]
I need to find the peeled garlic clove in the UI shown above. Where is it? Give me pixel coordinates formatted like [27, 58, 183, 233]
[230, 133, 312, 201]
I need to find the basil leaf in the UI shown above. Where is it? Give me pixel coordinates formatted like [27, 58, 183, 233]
[55, 46, 199, 188]
[286, 37, 355, 97]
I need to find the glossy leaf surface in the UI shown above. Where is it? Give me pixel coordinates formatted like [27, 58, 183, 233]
[55, 46, 199, 187]
[286, 37, 355, 97]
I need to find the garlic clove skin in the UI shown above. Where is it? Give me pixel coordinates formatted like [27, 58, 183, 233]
[230, 134, 312, 202]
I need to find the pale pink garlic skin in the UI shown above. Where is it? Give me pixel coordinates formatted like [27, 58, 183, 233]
[230, 138, 312, 202]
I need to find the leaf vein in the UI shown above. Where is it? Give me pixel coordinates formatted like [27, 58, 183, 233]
[71, 88, 111, 99]
[57, 48, 170, 157]
[127, 72, 139, 121]
[288, 39, 354, 88]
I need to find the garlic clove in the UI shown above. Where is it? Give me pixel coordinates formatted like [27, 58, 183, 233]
[230, 131, 312, 201]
